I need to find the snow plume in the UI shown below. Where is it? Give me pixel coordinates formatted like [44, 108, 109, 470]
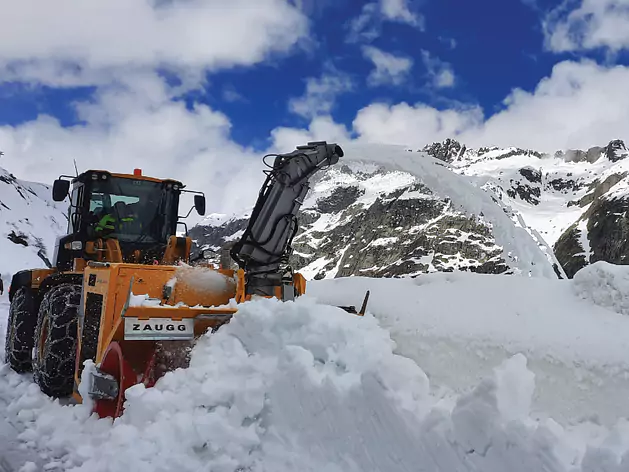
[2, 290, 629, 470]
[341, 143, 559, 278]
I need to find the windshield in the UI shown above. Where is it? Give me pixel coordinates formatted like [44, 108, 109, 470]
[87, 176, 178, 244]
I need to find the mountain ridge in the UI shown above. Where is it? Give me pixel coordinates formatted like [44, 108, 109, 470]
[3, 136, 627, 282]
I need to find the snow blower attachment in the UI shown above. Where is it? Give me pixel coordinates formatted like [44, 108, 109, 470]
[4, 141, 364, 419]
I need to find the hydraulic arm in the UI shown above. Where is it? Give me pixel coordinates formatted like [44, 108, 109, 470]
[230, 141, 344, 297]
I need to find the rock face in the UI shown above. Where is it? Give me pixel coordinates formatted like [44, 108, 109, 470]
[422, 138, 466, 162]
[553, 223, 588, 279]
[554, 190, 629, 278]
[506, 167, 542, 205]
[606, 140, 629, 162]
[293, 180, 507, 279]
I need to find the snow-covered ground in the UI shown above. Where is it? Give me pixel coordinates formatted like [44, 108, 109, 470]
[309, 265, 629, 427]
[3, 263, 629, 471]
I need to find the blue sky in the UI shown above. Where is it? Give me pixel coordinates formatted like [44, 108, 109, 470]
[1, 0, 629, 213]
[0, 0, 621, 148]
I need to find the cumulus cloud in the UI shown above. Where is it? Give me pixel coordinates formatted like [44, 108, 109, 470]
[0, 0, 309, 87]
[353, 102, 482, 147]
[421, 50, 456, 88]
[222, 85, 247, 103]
[288, 67, 354, 119]
[362, 46, 413, 86]
[270, 116, 352, 152]
[468, 60, 629, 151]
[380, 0, 423, 26]
[347, 0, 424, 43]
[0, 72, 268, 220]
[270, 60, 629, 154]
[544, 0, 629, 53]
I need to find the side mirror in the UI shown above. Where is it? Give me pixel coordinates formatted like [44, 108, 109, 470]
[52, 179, 70, 202]
[194, 194, 206, 216]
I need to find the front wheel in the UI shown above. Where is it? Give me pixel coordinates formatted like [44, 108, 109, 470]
[33, 283, 81, 398]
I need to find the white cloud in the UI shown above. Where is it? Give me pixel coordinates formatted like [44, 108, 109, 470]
[435, 69, 455, 88]
[270, 60, 629, 154]
[353, 102, 483, 147]
[270, 116, 352, 152]
[0, 72, 268, 220]
[362, 46, 413, 86]
[288, 68, 354, 118]
[222, 85, 247, 103]
[544, 0, 629, 53]
[420, 51, 456, 89]
[380, 0, 423, 26]
[0, 0, 309, 87]
[467, 60, 629, 151]
[347, 0, 424, 43]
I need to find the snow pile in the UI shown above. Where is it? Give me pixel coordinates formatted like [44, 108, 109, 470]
[3, 280, 629, 470]
[172, 264, 237, 293]
[128, 293, 165, 307]
[0, 297, 428, 471]
[308, 272, 629, 426]
[573, 261, 629, 316]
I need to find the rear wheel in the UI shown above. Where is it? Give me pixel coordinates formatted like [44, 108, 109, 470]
[4, 287, 38, 373]
[33, 283, 81, 398]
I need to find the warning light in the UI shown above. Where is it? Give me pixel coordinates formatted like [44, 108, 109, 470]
[133, 168, 142, 176]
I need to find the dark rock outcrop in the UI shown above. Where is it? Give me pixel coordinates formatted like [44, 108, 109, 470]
[422, 139, 465, 162]
[555, 187, 629, 277]
[553, 223, 588, 278]
[606, 140, 628, 162]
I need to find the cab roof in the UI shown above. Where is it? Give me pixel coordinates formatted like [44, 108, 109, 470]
[73, 169, 184, 187]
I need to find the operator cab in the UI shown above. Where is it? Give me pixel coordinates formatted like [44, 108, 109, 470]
[51, 169, 205, 270]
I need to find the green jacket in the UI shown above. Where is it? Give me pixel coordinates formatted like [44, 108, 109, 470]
[95, 214, 135, 233]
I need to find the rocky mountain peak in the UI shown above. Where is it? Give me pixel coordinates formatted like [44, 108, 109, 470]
[422, 138, 466, 162]
[605, 139, 628, 162]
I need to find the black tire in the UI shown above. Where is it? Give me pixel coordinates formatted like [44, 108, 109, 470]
[33, 283, 81, 398]
[4, 287, 38, 373]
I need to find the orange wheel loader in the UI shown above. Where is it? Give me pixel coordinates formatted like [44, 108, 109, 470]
[4, 141, 367, 418]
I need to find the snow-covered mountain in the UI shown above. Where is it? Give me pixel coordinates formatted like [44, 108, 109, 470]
[0, 166, 66, 282]
[191, 144, 562, 279]
[421, 138, 629, 277]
